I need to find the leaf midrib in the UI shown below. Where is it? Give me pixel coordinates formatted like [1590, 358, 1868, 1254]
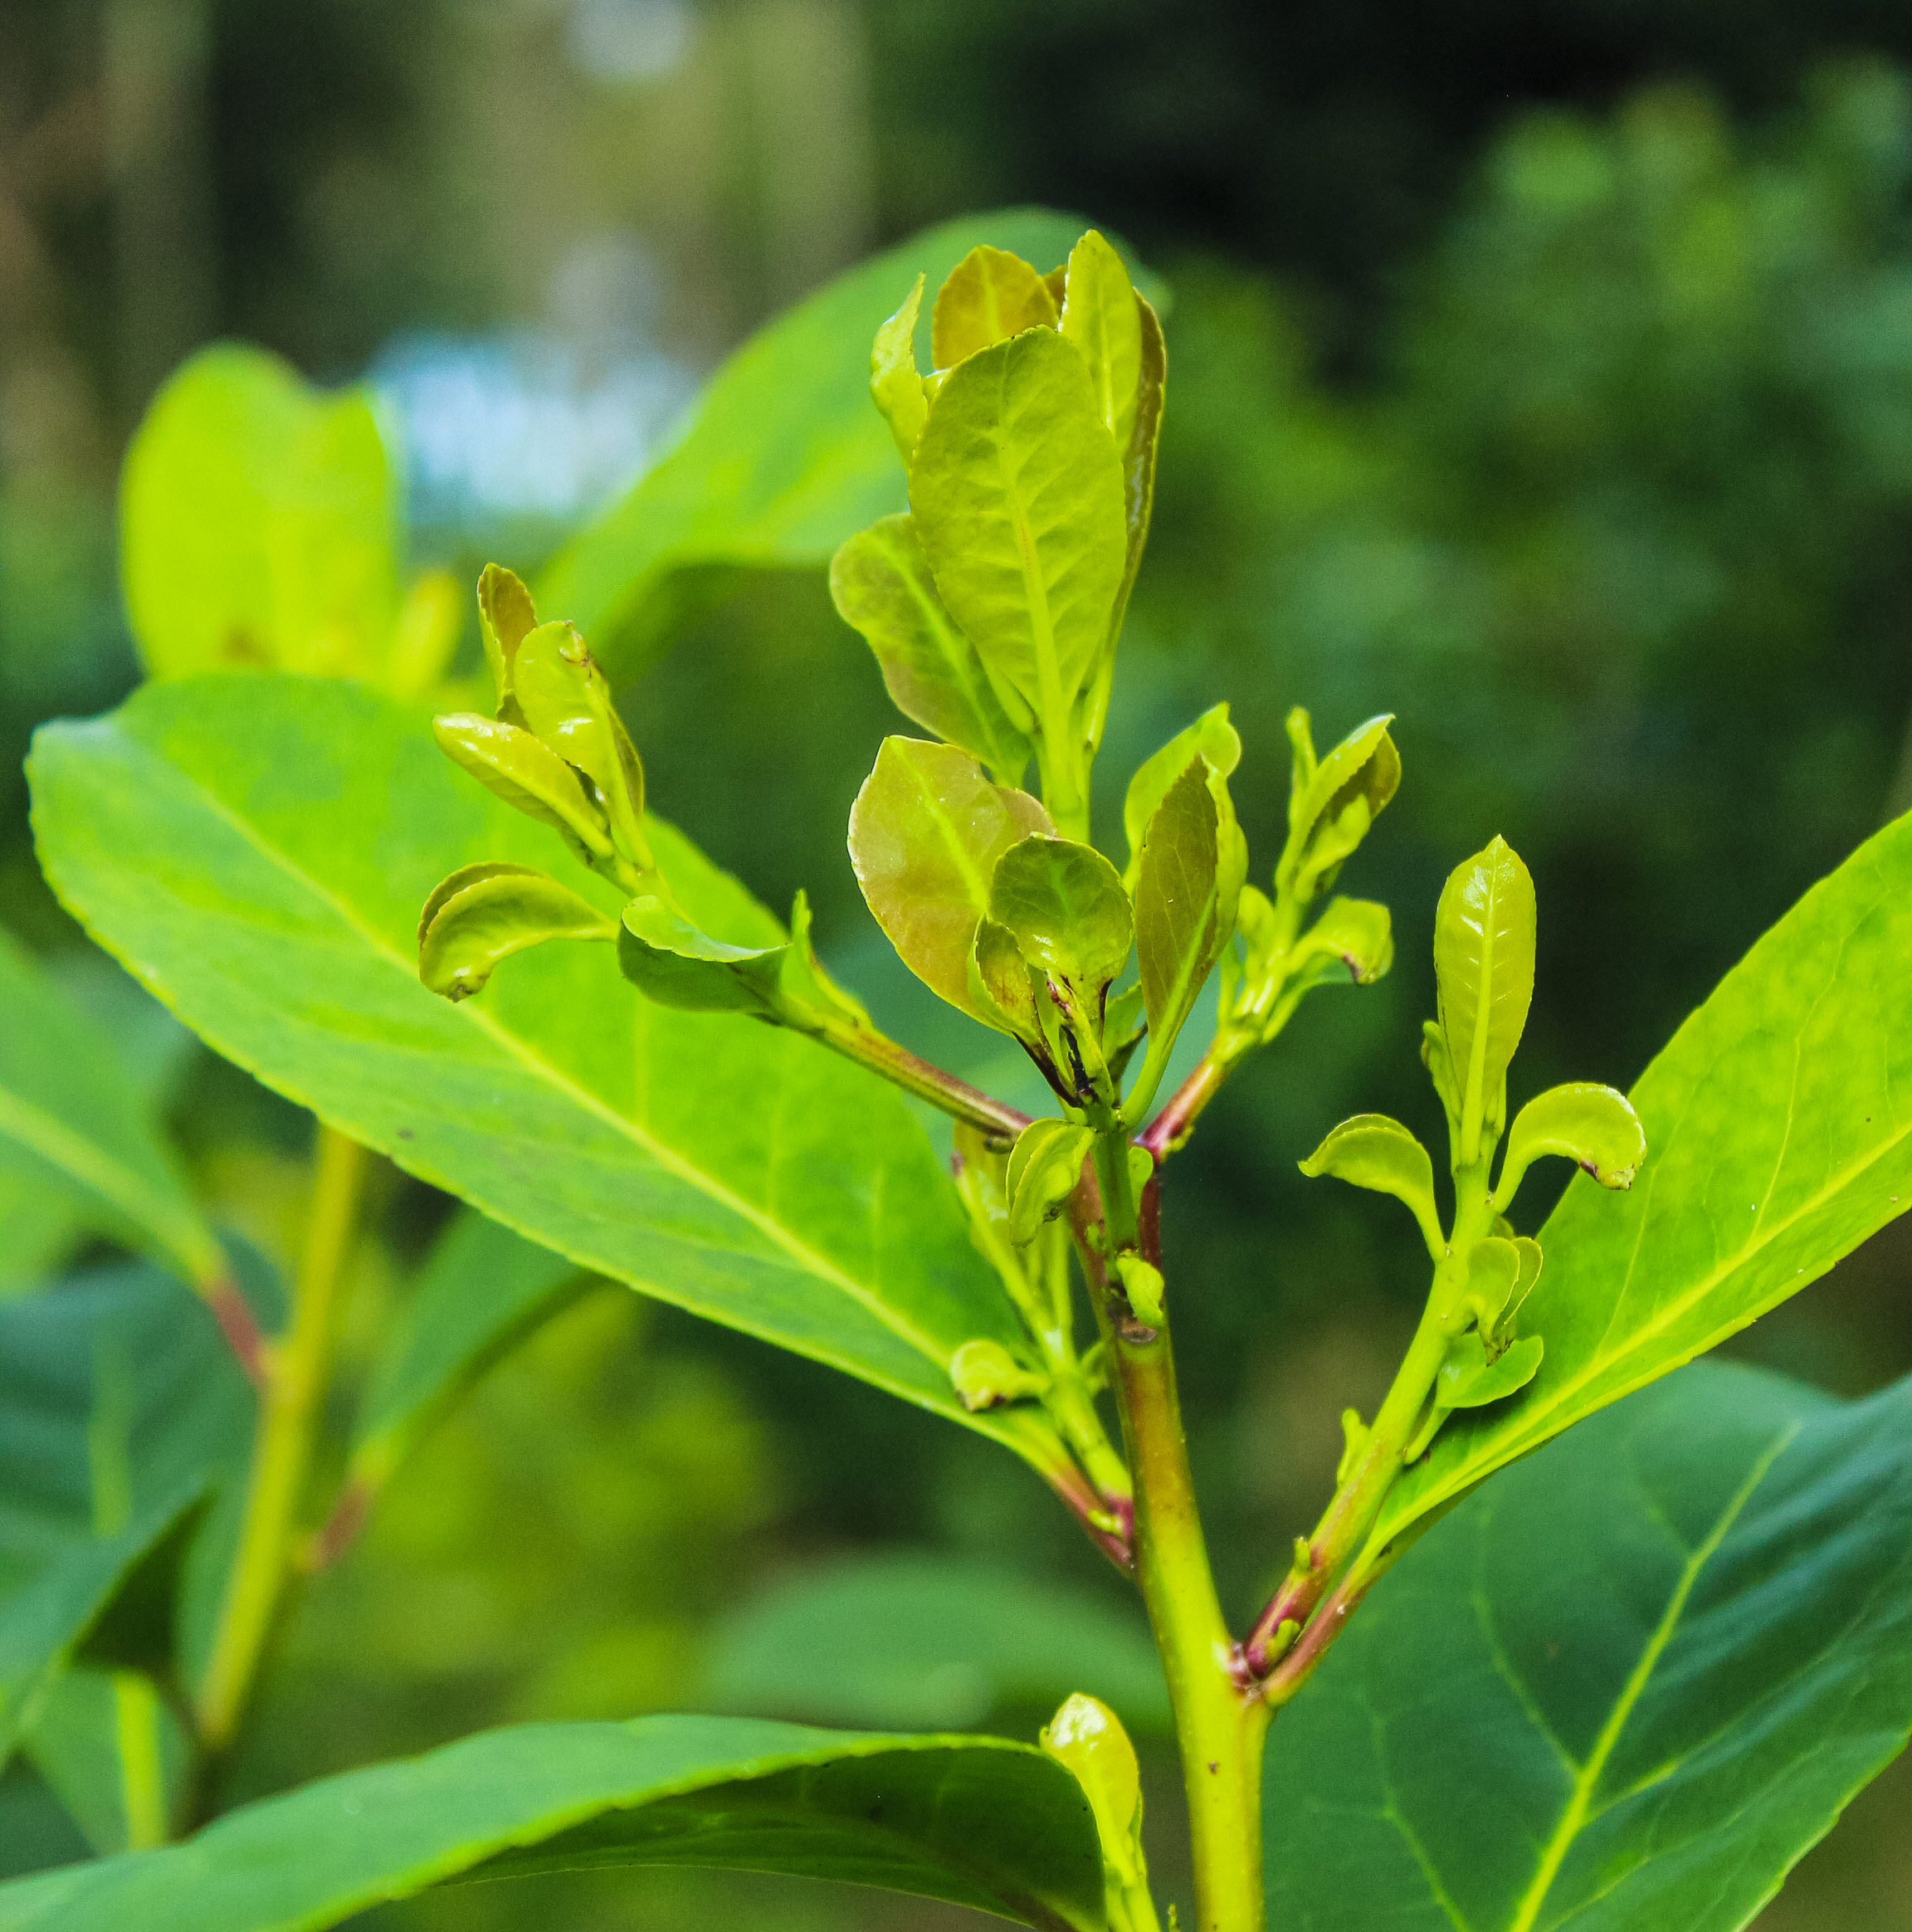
[119, 732, 955, 1371]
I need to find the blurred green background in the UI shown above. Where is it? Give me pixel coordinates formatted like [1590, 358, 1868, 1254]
[4, 1, 1912, 1924]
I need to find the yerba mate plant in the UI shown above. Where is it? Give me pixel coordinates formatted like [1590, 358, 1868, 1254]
[14, 218, 1912, 1932]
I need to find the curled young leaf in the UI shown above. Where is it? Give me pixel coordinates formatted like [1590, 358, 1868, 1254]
[1042, 1692, 1146, 1893]
[1298, 1114, 1444, 1261]
[1121, 703, 1241, 890]
[870, 274, 929, 467]
[829, 514, 1032, 783]
[1132, 759, 1246, 1115]
[618, 893, 784, 1016]
[948, 1338, 1046, 1412]
[1495, 1081, 1647, 1212]
[989, 835, 1134, 1007]
[1434, 836, 1537, 1168]
[1455, 1236, 1523, 1339]
[1114, 1252, 1165, 1326]
[418, 863, 618, 1002]
[1436, 1330, 1545, 1412]
[929, 246, 1059, 371]
[848, 737, 1051, 1021]
[910, 329, 1127, 752]
[969, 915, 1043, 1042]
[1278, 710, 1400, 903]
[510, 621, 649, 864]
[1006, 1118, 1095, 1246]
[431, 713, 612, 861]
[476, 562, 538, 710]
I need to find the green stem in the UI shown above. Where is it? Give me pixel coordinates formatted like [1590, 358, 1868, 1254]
[194, 1124, 367, 1752]
[819, 1024, 1031, 1142]
[1114, 1310, 1268, 1931]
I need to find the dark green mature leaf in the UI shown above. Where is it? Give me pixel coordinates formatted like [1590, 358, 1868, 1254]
[830, 513, 1033, 781]
[849, 735, 1051, 1020]
[536, 210, 1113, 685]
[0, 1263, 254, 1765]
[911, 329, 1127, 737]
[0, 1715, 1108, 1932]
[0, 931, 221, 1293]
[30, 677, 1057, 1461]
[1378, 810, 1912, 1552]
[120, 344, 400, 683]
[1268, 1361, 1912, 1932]
[347, 1209, 585, 1499]
[705, 1552, 1169, 1734]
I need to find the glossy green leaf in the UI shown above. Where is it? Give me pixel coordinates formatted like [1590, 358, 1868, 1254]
[870, 275, 929, 465]
[31, 677, 1059, 1460]
[1007, 1119, 1096, 1245]
[617, 891, 783, 1014]
[1120, 703, 1240, 888]
[24, 1669, 187, 1855]
[1378, 810, 1912, 1554]
[931, 245, 1060, 371]
[989, 836, 1134, 1003]
[476, 561, 538, 708]
[849, 735, 1051, 1019]
[704, 1552, 1168, 1734]
[1298, 1115, 1443, 1260]
[0, 1262, 254, 1766]
[0, 1715, 1106, 1932]
[348, 1209, 585, 1500]
[1495, 1081, 1647, 1208]
[120, 344, 398, 681]
[1058, 232, 1143, 461]
[971, 915, 1045, 1040]
[1434, 835, 1537, 1165]
[1270, 1361, 1912, 1932]
[429, 715, 612, 861]
[911, 329, 1127, 736]
[418, 863, 617, 1002]
[537, 209, 1117, 684]
[830, 513, 1032, 782]
[1434, 1330, 1544, 1412]
[1134, 761, 1244, 1098]
[509, 621, 647, 860]
[0, 931, 220, 1294]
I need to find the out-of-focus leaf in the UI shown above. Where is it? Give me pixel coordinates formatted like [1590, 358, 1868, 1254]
[1297, 1115, 1442, 1258]
[536, 210, 1119, 684]
[1378, 811, 1912, 1554]
[0, 1716, 1107, 1932]
[988, 836, 1133, 1003]
[1270, 1362, 1912, 1932]
[417, 863, 617, 1001]
[0, 1262, 255, 1767]
[705, 1553, 1169, 1735]
[931, 246, 1060, 370]
[30, 678, 1066, 1466]
[347, 1209, 584, 1501]
[849, 735, 1051, 1020]
[1432, 835, 1536, 1164]
[23, 1669, 188, 1855]
[0, 931, 220, 1294]
[911, 329, 1127, 737]
[830, 514, 1032, 782]
[120, 344, 398, 681]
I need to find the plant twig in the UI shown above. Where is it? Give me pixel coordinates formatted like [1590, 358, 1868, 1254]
[195, 1123, 368, 1752]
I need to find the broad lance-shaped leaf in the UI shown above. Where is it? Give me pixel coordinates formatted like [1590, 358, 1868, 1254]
[0, 931, 222, 1295]
[1374, 807, 1912, 1555]
[0, 1261, 256, 1767]
[911, 328, 1127, 739]
[1269, 1360, 1912, 1932]
[830, 513, 1032, 783]
[1435, 834, 1536, 1165]
[1298, 1115, 1443, 1261]
[538, 208, 1123, 684]
[417, 862, 617, 1001]
[849, 735, 1051, 1021]
[30, 677, 1061, 1464]
[932, 244, 1059, 370]
[345, 1209, 586, 1506]
[0, 1716, 1108, 1932]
